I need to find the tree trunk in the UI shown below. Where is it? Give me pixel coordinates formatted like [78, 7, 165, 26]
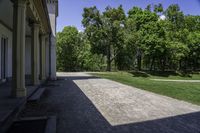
[184, 58, 187, 71]
[106, 44, 111, 71]
[137, 55, 141, 71]
[160, 57, 166, 72]
[179, 60, 182, 71]
[136, 48, 142, 71]
[150, 57, 155, 71]
[193, 58, 196, 71]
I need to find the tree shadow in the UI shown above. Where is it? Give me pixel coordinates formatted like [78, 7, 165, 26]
[129, 70, 193, 78]
[57, 76, 101, 81]
[150, 71, 192, 78]
[129, 71, 150, 78]
[148, 71, 179, 77]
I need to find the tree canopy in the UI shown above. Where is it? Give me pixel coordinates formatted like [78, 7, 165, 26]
[57, 4, 200, 72]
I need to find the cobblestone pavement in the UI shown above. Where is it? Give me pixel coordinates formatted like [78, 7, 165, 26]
[20, 72, 200, 133]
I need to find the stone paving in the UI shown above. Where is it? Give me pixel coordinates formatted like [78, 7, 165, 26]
[20, 72, 200, 133]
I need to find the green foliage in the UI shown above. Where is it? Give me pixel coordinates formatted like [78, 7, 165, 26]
[165, 4, 184, 30]
[56, 26, 81, 71]
[56, 26, 105, 71]
[82, 5, 126, 71]
[57, 4, 200, 72]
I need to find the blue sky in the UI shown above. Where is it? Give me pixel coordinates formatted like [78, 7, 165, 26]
[57, 0, 200, 32]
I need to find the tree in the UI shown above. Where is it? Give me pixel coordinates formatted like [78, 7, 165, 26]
[164, 5, 191, 71]
[187, 32, 200, 70]
[140, 20, 169, 71]
[154, 3, 163, 14]
[82, 5, 126, 71]
[184, 15, 200, 70]
[82, 6, 105, 55]
[126, 6, 158, 70]
[57, 4, 200, 73]
[102, 5, 126, 71]
[56, 26, 81, 71]
[77, 32, 106, 71]
[165, 4, 184, 30]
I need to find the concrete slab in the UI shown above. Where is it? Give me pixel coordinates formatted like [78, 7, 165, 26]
[57, 72, 91, 77]
[73, 76, 200, 126]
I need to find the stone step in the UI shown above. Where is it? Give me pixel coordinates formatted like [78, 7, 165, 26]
[6, 116, 57, 133]
[28, 88, 46, 102]
[45, 116, 57, 133]
[0, 98, 26, 133]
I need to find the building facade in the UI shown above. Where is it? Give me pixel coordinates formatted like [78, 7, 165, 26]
[0, 0, 58, 97]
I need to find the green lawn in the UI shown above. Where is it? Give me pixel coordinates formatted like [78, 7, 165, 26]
[91, 71, 200, 105]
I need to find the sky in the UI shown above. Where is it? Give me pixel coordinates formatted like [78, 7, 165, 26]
[57, 0, 200, 32]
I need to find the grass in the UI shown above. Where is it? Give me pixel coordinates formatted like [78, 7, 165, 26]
[90, 71, 200, 105]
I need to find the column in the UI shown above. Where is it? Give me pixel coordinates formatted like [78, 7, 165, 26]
[49, 35, 57, 80]
[12, 0, 27, 97]
[31, 23, 40, 85]
[45, 36, 50, 78]
[40, 35, 46, 80]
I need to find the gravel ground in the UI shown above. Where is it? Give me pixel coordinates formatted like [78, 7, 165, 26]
[19, 72, 200, 133]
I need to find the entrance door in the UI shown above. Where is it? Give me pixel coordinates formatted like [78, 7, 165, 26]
[1, 37, 7, 80]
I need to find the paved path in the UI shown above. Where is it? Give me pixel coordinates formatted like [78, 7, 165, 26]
[151, 79, 200, 82]
[73, 74, 200, 125]
[21, 72, 200, 133]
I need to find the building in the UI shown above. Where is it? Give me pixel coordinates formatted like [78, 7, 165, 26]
[0, 0, 58, 97]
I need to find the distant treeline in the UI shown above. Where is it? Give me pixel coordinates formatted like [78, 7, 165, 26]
[56, 4, 200, 72]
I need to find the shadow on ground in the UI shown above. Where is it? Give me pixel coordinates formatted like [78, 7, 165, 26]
[20, 76, 200, 133]
[129, 70, 193, 78]
[129, 71, 150, 77]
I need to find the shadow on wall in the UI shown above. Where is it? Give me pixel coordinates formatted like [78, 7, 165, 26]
[55, 75, 200, 133]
